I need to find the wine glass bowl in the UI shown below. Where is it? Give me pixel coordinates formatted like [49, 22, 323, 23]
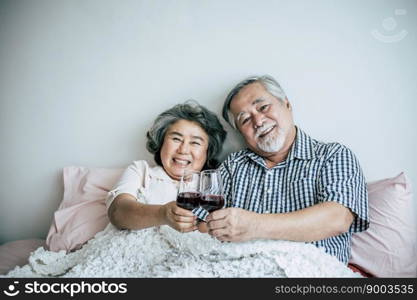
[176, 171, 201, 211]
[199, 169, 224, 212]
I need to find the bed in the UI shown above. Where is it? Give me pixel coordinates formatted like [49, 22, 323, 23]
[1, 166, 416, 277]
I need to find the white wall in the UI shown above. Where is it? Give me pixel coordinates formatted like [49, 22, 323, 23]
[1, 0, 416, 244]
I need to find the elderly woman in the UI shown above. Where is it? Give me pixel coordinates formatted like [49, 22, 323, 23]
[106, 101, 226, 233]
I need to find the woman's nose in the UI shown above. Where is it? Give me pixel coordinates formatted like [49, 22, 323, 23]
[178, 142, 190, 154]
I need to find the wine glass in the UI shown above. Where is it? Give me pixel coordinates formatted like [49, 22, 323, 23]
[176, 171, 201, 211]
[199, 169, 225, 213]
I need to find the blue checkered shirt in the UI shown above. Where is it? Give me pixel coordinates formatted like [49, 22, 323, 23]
[198, 127, 369, 264]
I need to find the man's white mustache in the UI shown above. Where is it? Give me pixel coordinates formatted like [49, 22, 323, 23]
[255, 123, 276, 139]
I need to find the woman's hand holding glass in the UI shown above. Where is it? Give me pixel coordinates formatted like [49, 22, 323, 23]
[161, 201, 197, 233]
[163, 171, 199, 233]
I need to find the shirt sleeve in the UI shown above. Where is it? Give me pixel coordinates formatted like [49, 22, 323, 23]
[318, 145, 369, 233]
[105, 160, 149, 210]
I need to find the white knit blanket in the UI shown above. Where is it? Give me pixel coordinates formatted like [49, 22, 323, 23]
[4, 225, 360, 278]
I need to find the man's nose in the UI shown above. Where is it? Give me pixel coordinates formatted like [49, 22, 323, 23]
[253, 113, 264, 129]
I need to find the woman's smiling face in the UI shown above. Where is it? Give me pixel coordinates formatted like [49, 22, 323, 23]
[160, 119, 209, 181]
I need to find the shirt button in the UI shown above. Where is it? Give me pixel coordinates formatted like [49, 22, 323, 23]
[267, 188, 272, 194]
[265, 210, 270, 214]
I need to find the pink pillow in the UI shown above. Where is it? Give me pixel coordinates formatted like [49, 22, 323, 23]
[350, 172, 417, 277]
[46, 166, 124, 252]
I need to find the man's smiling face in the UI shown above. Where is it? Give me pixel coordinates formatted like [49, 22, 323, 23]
[230, 82, 294, 155]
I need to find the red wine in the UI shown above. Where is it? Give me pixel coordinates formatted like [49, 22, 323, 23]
[176, 192, 201, 210]
[200, 194, 224, 212]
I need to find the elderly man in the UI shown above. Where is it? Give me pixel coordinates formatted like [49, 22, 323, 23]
[203, 75, 369, 264]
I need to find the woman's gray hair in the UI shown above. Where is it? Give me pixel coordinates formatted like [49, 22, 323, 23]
[146, 100, 227, 169]
[222, 75, 287, 129]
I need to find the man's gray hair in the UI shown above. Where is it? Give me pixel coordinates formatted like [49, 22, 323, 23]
[222, 75, 287, 129]
[146, 100, 227, 169]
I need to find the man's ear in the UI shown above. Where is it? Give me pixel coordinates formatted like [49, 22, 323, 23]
[284, 97, 291, 110]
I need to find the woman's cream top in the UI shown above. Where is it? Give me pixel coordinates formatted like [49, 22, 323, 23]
[105, 160, 179, 210]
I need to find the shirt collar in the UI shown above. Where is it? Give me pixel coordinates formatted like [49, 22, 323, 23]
[287, 126, 315, 161]
[246, 150, 267, 168]
[151, 165, 179, 184]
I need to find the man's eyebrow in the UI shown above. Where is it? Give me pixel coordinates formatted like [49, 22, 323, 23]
[236, 112, 247, 124]
[235, 98, 266, 124]
[252, 98, 266, 105]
